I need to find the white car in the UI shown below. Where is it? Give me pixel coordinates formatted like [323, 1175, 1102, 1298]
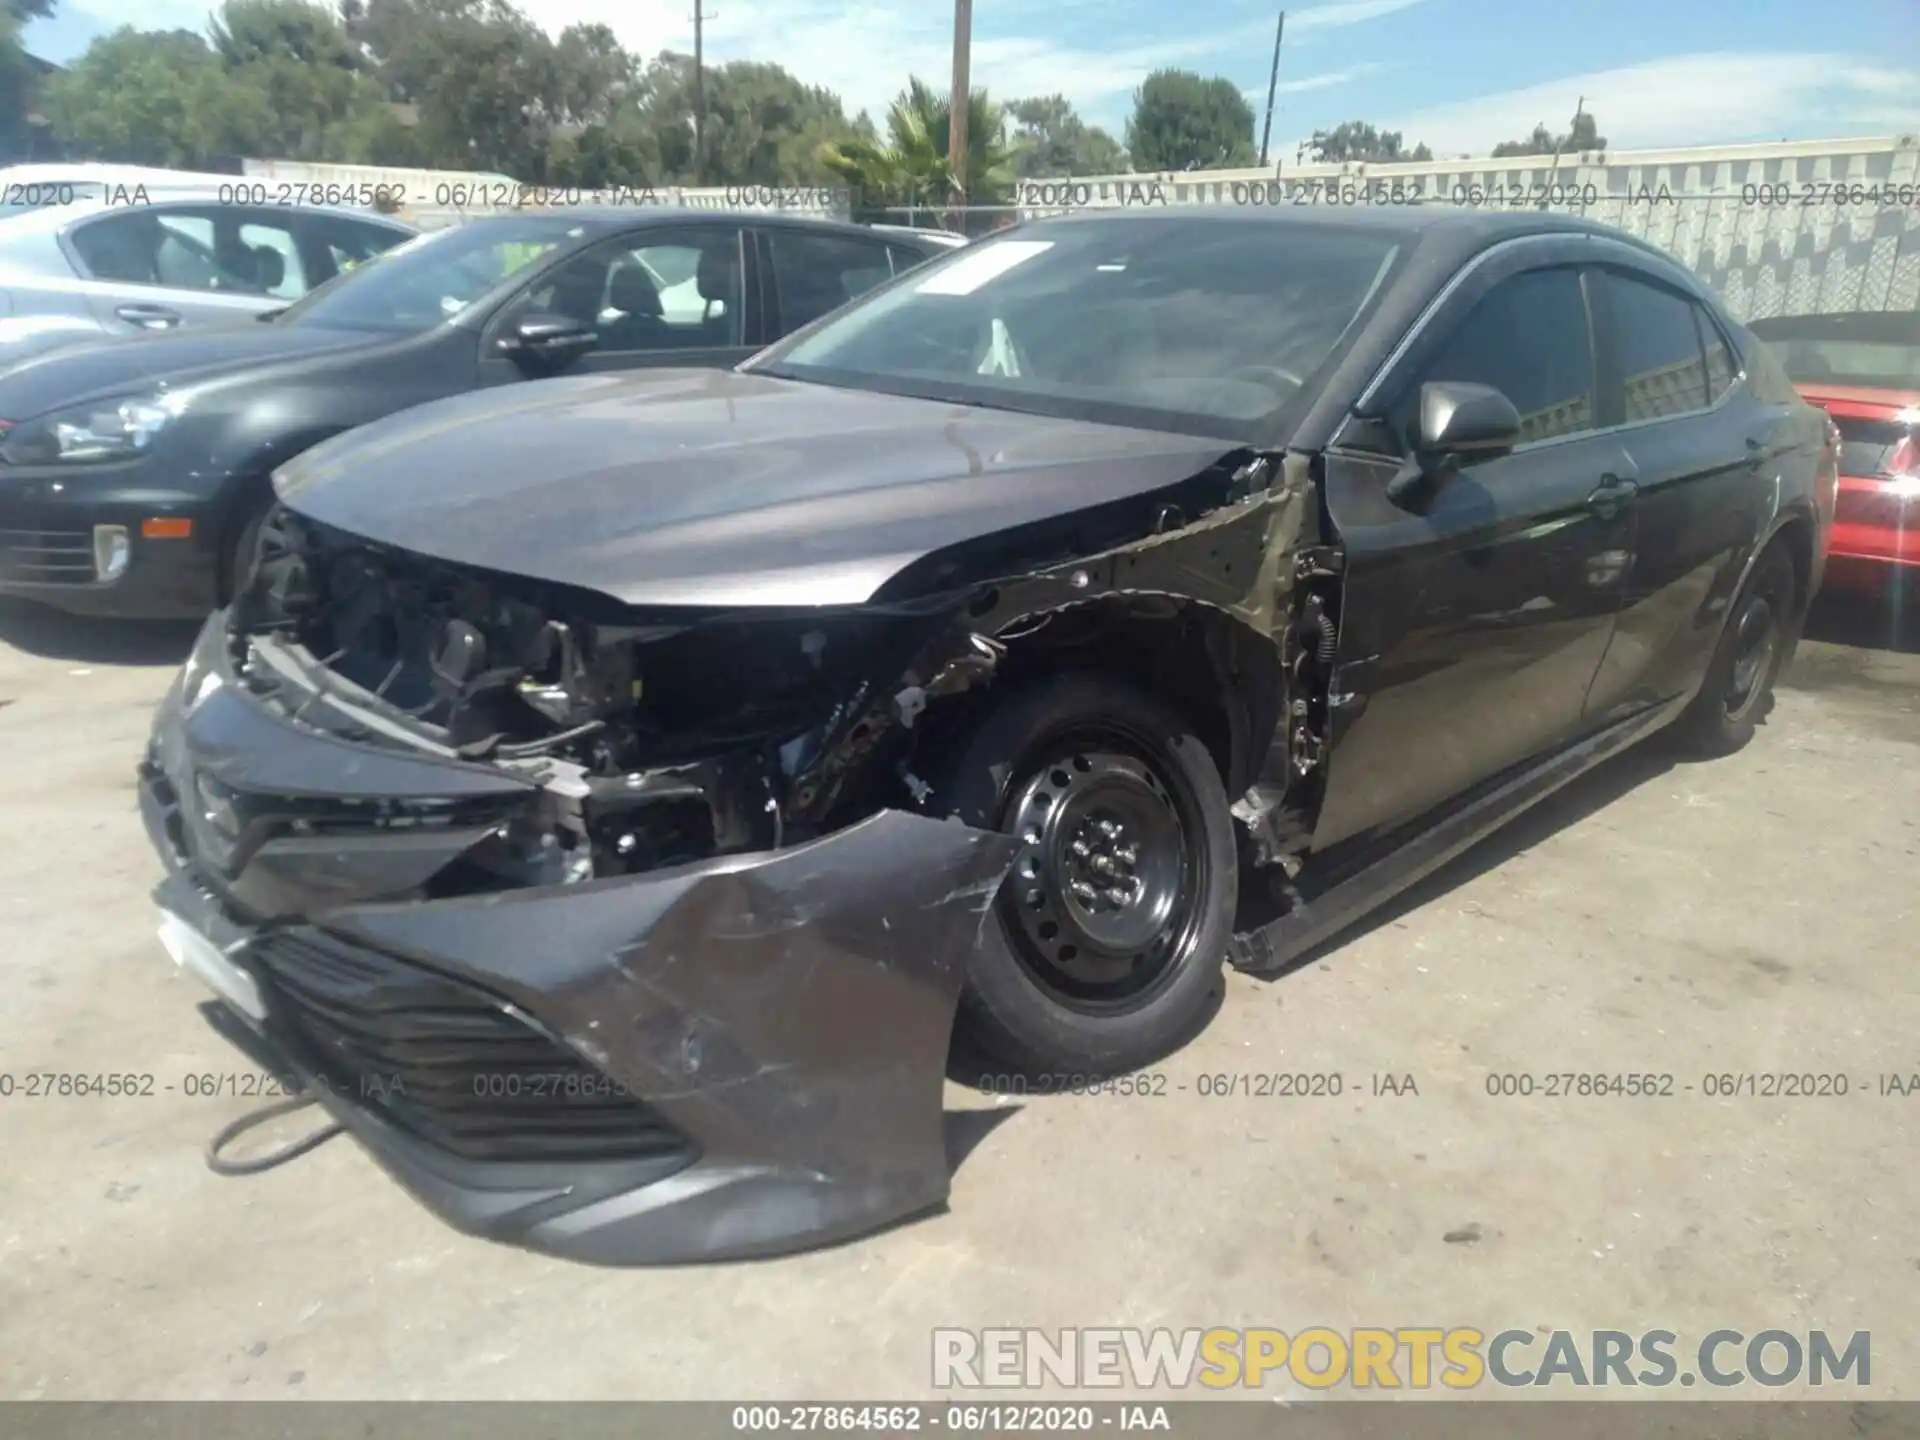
[0, 193, 414, 365]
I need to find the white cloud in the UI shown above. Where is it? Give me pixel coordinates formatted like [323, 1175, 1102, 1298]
[1243, 61, 1392, 104]
[1380, 52, 1920, 153]
[1287, 0, 1427, 31]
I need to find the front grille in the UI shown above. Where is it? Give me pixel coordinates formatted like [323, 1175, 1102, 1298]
[0, 527, 93, 583]
[249, 929, 694, 1166]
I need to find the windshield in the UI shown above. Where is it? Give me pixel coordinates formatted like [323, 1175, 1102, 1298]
[750, 217, 1403, 439]
[1747, 312, 1920, 392]
[273, 217, 584, 332]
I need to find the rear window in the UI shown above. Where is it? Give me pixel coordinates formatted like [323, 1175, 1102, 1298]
[1747, 313, 1920, 391]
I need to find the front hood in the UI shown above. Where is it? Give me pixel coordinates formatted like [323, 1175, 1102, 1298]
[0, 322, 381, 420]
[274, 369, 1238, 608]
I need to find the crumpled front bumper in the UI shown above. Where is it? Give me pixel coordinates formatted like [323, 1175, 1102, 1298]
[139, 612, 1020, 1264]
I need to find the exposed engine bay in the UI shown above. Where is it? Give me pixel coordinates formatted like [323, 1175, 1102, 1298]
[218, 445, 1332, 912]
[226, 507, 1013, 895]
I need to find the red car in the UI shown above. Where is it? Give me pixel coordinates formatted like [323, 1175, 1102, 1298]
[1747, 311, 1920, 594]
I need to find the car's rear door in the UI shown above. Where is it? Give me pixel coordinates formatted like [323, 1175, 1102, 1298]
[754, 224, 906, 338]
[1312, 243, 1639, 850]
[63, 204, 274, 335]
[1578, 261, 1776, 721]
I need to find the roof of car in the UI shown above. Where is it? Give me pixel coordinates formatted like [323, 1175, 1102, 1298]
[1024, 202, 1618, 239]
[455, 208, 953, 247]
[0, 194, 416, 234]
[1021, 202, 1692, 285]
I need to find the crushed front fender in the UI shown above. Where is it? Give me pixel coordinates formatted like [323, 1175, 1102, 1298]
[154, 811, 1018, 1265]
[141, 616, 1022, 1264]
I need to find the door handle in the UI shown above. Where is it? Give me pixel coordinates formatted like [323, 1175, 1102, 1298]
[1745, 436, 1770, 468]
[1586, 475, 1639, 519]
[114, 304, 181, 330]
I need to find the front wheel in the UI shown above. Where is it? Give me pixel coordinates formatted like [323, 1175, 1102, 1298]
[936, 671, 1238, 1079]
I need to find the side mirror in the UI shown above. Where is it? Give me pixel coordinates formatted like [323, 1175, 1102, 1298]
[1385, 382, 1523, 507]
[498, 313, 598, 371]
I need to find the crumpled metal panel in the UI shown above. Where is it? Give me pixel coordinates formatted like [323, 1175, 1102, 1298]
[319, 811, 1020, 1264]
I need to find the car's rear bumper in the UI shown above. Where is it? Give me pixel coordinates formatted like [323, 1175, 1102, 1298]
[0, 461, 222, 618]
[139, 612, 1019, 1264]
[1825, 474, 1920, 575]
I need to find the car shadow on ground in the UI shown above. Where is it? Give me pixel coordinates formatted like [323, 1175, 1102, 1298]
[1797, 581, 1920, 657]
[0, 599, 199, 668]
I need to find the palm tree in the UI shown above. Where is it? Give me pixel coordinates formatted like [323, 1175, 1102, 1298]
[820, 76, 1016, 226]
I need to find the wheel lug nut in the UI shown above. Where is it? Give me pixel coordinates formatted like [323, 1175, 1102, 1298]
[1069, 839, 1090, 858]
[1092, 855, 1117, 875]
[1106, 886, 1132, 906]
[1115, 845, 1136, 865]
[1070, 880, 1097, 903]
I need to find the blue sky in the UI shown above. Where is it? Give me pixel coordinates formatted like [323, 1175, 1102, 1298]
[25, 0, 1920, 158]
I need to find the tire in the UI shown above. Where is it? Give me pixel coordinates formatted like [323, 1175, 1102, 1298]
[220, 490, 273, 604]
[934, 670, 1237, 1079]
[1668, 540, 1798, 758]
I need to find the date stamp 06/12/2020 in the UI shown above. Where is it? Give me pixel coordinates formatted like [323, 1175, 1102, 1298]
[4, 1066, 1920, 1103]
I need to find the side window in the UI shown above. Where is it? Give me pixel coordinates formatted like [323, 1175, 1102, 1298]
[1695, 305, 1738, 404]
[887, 242, 935, 275]
[237, 221, 307, 299]
[503, 231, 743, 354]
[313, 218, 409, 278]
[769, 230, 897, 332]
[1391, 267, 1596, 450]
[1606, 273, 1710, 422]
[69, 211, 165, 285]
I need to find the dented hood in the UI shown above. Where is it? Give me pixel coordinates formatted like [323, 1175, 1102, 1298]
[272, 367, 1236, 608]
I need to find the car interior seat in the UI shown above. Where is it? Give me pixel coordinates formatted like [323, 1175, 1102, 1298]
[247, 244, 286, 295]
[545, 262, 609, 328]
[600, 264, 667, 351]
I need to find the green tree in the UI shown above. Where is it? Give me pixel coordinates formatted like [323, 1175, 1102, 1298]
[1491, 110, 1606, 158]
[40, 27, 255, 166]
[702, 61, 862, 186]
[207, 0, 395, 162]
[1125, 69, 1254, 171]
[346, 0, 559, 176]
[1305, 120, 1432, 164]
[1007, 94, 1126, 178]
[819, 76, 1015, 221]
[2, 0, 59, 160]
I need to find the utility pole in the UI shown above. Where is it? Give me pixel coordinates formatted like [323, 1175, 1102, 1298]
[692, 0, 713, 185]
[948, 0, 973, 215]
[1542, 93, 1582, 202]
[1258, 11, 1286, 169]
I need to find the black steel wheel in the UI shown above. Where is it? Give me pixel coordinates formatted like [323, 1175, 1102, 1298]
[936, 671, 1237, 1078]
[1670, 539, 1800, 757]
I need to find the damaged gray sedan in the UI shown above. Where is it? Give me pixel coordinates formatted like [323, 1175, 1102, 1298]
[139, 206, 1831, 1263]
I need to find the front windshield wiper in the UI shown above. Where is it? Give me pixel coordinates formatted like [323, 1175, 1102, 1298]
[256, 307, 288, 323]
